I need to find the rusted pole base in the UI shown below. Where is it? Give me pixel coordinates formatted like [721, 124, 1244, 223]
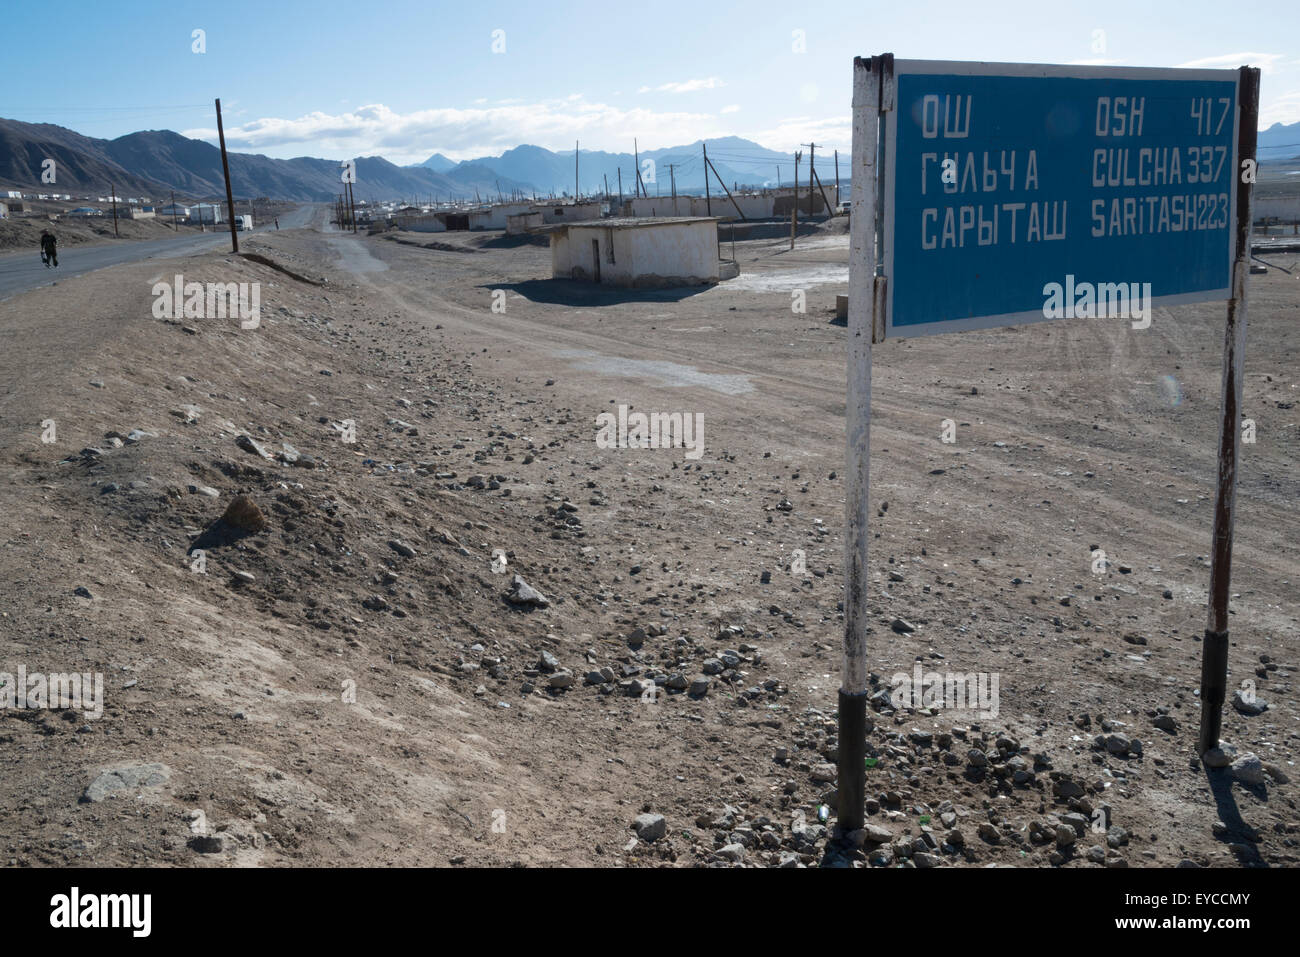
[1197, 629, 1230, 755]
[836, 690, 868, 835]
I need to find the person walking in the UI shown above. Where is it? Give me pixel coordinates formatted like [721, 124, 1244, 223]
[40, 230, 58, 268]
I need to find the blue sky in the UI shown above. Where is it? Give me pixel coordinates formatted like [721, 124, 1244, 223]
[1, 0, 1297, 164]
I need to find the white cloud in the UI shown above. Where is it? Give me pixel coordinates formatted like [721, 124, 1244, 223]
[1261, 91, 1300, 128]
[182, 99, 730, 165]
[638, 77, 725, 94]
[746, 115, 850, 155]
[1175, 52, 1284, 73]
[720, 104, 740, 114]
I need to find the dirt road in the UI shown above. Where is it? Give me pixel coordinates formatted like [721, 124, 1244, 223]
[0, 204, 313, 302]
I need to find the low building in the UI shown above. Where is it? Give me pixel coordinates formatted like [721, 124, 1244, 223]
[534, 216, 736, 287]
[5, 201, 27, 215]
[535, 201, 604, 225]
[394, 211, 447, 233]
[65, 206, 103, 217]
[467, 201, 534, 230]
[621, 185, 838, 221]
[188, 203, 223, 225]
[506, 211, 543, 235]
[156, 203, 190, 219]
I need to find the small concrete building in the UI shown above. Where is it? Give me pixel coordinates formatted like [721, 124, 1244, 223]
[467, 201, 534, 230]
[506, 211, 543, 234]
[188, 203, 223, 225]
[536, 216, 736, 287]
[535, 201, 604, 225]
[621, 185, 839, 221]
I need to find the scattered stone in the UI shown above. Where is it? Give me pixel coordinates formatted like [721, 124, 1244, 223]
[1202, 745, 1237, 769]
[1231, 690, 1268, 716]
[388, 539, 417, 558]
[81, 763, 171, 803]
[1230, 753, 1267, 786]
[716, 843, 745, 862]
[890, 618, 916, 634]
[633, 813, 667, 842]
[222, 494, 267, 532]
[688, 677, 711, 698]
[236, 434, 274, 460]
[188, 835, 223, 854]
[1104, 733, 1131, 755]
[73, 586, 93, 599]
[505, 575, 549, 608]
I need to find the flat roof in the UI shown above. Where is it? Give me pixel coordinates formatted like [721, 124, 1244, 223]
[530, 216, 719, 234]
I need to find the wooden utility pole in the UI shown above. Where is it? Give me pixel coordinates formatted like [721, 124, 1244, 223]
[603, 173, 609, 202]
[791, 151, 801, 249]
[347, 179, 357, 233]
[812, 168, 835, 218]
[668, 164, 676, 215]
[703, 143, 711, 216]
[617, 168, 623, 206]
[834, 149, 841, 208]
[703, 150, 747, 221]
[109, 183, 119, 237]
[801, 142, 821, 215]
[634, 139, 641, 197]
[170, 190, 178, 230]
[214, 98, 238, 252]
[1199, 65, 1261, 756]
[838, 54, 889, 837]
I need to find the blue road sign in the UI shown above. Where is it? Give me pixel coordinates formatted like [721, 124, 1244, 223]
[882, 61, 1241, 338]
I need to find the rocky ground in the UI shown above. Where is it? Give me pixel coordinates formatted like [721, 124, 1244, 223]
[0, 209, 1295, 867]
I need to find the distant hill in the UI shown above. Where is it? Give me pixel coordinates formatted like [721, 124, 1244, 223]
[412, 152, 457, 173]
[1259, 121, 1300, 164]
[0, 118, 530, 202]
[457, 136, 797, 196]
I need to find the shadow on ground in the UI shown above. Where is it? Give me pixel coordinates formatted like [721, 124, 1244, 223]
[486, 278, 713, 306]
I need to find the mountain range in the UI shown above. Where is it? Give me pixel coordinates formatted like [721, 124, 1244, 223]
[2, 115, 1297, 205]
[0, 119, 532, 203]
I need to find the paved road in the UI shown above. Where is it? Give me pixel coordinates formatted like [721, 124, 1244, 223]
[0, 204, 315, 302]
